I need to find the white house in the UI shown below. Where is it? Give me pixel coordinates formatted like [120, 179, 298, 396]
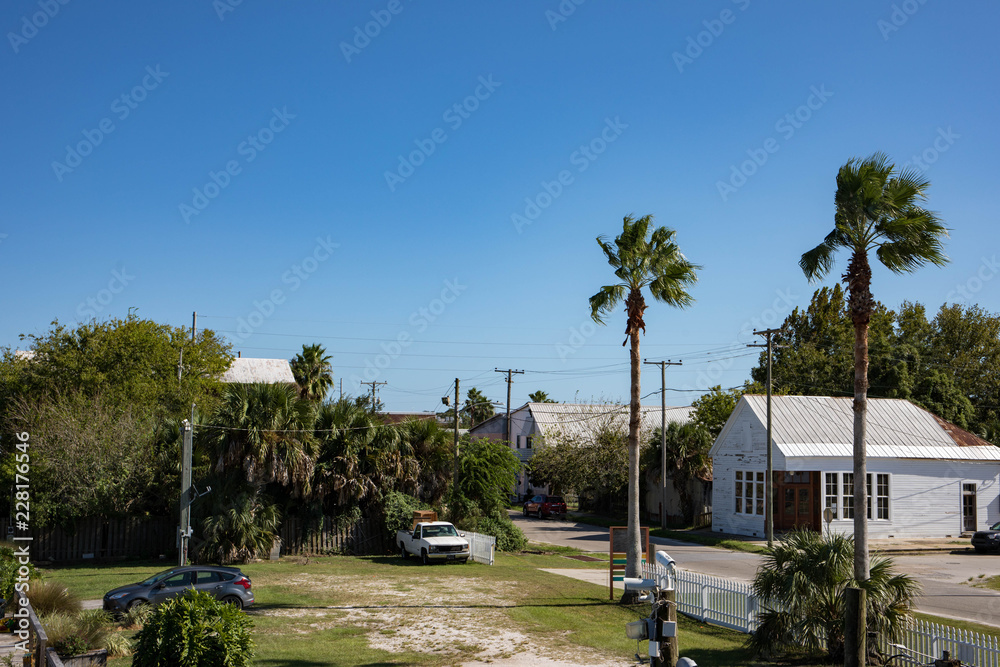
[710, 395, 1000, 539]
[469, 402, 696, 511]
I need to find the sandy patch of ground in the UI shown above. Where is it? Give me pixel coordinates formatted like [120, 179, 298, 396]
[258, 571, 632, 666]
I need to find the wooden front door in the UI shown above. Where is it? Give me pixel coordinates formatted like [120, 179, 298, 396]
[963, 483, 977, 532]
[774, 471, 819, 531]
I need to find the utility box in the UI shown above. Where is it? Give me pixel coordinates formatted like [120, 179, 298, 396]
[411, 510, 437, 529]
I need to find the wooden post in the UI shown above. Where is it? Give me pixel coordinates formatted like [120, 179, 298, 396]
[844, 587, 865, 667]
[659, 588, 678, 667]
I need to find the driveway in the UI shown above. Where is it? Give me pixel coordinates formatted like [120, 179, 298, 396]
[513, 512, 1000, 628]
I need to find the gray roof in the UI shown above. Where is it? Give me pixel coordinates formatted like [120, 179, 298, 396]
[524, 402, 693, 441]
[717, 395, 1000, 461]
[220, 357, 296, 384]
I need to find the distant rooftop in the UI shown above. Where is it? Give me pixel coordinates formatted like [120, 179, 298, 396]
[220, 357, 296, 384]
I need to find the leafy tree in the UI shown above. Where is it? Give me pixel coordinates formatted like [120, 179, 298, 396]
[589, 214, 699, 585]
[312, 398, 417, 509]
[642, 421, 712, 523]
[463, 387, 495, 426]
[290, 343, 333, 402]
[690, 385, 743, 438]
[528, 390, 556, 403]
[451, 435, 520, 522]
[748, 529, 919, 663]
[8, 393, 159, 525]
[800, 152, 947, 585]
[528, 405, 633, 514]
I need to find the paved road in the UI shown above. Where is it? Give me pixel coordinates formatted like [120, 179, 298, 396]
[513, 513, 1000, 627]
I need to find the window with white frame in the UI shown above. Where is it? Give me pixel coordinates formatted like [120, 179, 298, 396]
[826, 472, 889, 521]
[735, 470, 764, 515]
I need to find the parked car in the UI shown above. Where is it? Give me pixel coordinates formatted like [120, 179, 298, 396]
[103, 565, 254, 613]
[523, 494, 567, 519]
[971, 522, 1000, 552]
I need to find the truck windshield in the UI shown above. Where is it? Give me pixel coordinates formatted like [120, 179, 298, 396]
[423, 525, 458, 538]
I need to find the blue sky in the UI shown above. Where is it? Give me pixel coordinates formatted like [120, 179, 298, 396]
[3, 1, 997, 412]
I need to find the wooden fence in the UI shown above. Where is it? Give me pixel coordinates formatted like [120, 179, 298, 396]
[1, 512, 388, 562]
[279, 514, 386, 557]
[0, 516, 177, 562]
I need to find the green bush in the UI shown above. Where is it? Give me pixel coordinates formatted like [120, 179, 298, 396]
[43, 610, 112, 656]
[0, 550, 39, 601]
[383, 491, 430, 541]
[53, 634, 88, 657]
[132, 590, 254, 667]
[475, 514, 527, 552]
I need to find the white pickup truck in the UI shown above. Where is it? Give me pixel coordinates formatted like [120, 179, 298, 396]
[396, 521, 470, 565]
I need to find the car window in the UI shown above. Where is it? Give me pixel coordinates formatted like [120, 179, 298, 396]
[533, 496, 543, 502]
[547, 497, 564, 504]
[196, 571, 222, 584]
[140, 570, 178, 586]
[162, 572, 192, 587]
[218, 572, 236, 582]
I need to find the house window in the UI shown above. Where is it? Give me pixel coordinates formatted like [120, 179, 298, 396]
[734, 470, 764, 516]
[834, 472, 889, 521]
[824, 472, 839, 519]
[526, 436, 533, 450]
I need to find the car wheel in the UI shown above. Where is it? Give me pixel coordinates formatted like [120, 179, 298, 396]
[421, 549, 430, 566]
[522, 505, 528, 517]
[536, 508, 543, 519]
[400, 542, 409, 559]
[126, 599, 148, 611]
[221, 596, 244, 610]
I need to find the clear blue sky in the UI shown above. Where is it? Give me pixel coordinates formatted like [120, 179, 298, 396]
[3, 1, 998, 412]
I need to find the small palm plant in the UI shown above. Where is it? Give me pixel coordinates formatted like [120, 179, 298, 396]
[748, 529, 919, 662]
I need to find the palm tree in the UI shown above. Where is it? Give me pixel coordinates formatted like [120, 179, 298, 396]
[590, 214, 699, 584]
[312, 398, 417, 507]
[528, 390, 556, 403]
[205, 383, 318, 498]
[748, 529, 919, 662]
[800, 153, 947, 584]
[290, 343, 334, 402]
[463, 387, 495, 426]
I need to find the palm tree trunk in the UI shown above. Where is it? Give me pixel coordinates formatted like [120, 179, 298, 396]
[626, 325, 642, 583]
[846, 251, 873, 582]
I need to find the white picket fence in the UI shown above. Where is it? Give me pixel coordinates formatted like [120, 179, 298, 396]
[640, 561, 1000, 666]
[465, 531, 495, 565]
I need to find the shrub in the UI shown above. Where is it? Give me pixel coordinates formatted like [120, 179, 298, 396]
[383, 491, 430, 542]
[0, 553, 39, 601]
[26, 580, 81, 616]
[104, 630, 134, 658]
[43, 610, 112, 656]
[53, 634, 88, 657]
[475, 514, 527, 552]
[132, 590, 254, 667]
[122, 601, 153, 629]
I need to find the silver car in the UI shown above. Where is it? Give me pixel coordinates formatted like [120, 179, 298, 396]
[103, 565, 254, 612]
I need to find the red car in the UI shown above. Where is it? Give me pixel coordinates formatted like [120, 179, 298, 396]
[523, 494, 566, 519]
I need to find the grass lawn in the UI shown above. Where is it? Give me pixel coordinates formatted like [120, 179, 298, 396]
[42, 550, 769, 666]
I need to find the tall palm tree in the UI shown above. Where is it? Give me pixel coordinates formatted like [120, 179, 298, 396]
[800, 153, 947, 584]
[463, 387, 495, 426]
[590, 214, 699, 583]
[291, 343, 334, 402]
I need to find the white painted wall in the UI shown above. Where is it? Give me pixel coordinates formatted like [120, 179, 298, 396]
[711, 402, 1000, 538]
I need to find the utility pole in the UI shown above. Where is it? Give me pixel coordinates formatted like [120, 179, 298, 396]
[748, 327, 784, 547]
[644, 359, 682, 529]
[339, 378, 343, 401]
[360, 381, 387, 412]
[179, 414, 193, 566]
[191, 311, 197, 342]
[453, 378, 460, 503]
[494, 368, 524, 447]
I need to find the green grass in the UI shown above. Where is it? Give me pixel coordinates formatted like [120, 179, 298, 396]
[914, 611, 1000, 637]
[42, 551, 766, 666]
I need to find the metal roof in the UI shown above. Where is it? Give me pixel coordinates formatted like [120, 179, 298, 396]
[739, 395, 1000, 461]
[525, 402, 693, 442]
[219, 357, 296, 384]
